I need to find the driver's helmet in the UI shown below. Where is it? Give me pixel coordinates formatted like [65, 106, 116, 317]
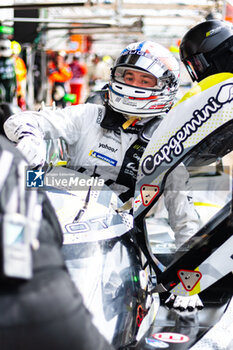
[180, 19, 233, 82]
[108, 41, 180, 118]
[0, 39, 12, 58]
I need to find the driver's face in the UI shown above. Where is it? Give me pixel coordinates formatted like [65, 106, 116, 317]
[123, 69, 157, 88]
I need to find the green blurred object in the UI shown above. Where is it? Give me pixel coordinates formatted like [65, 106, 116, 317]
[63, 94, 76, 103]
[0, 26, 14, 35]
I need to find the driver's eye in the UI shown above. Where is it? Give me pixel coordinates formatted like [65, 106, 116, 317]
[124, 75, 133, 82]
[142, 80, 150, 85]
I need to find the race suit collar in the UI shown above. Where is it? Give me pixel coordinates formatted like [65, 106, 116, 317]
[101, 104, 143, 134]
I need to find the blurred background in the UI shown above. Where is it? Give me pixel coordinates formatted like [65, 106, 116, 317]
[0, 0, 231, 110]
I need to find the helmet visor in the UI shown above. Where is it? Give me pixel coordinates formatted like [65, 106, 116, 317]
[183, 53, 210, 81]
[113, 66, 165, 90]
[116, 53, 179, 78]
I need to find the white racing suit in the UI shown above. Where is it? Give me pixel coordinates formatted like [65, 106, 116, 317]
[4, 102, 200, 247]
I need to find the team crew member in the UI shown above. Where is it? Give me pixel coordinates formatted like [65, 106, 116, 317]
[69, 52, 87, 104]
[47, 51, 73, 107]
[165, 18, 233, 312]
[0, 38, 17, 103]
[11, 40, 27, 110]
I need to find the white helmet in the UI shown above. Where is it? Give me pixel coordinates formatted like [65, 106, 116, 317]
[108, 41, 180, 118]
[0, 39, 12, 58]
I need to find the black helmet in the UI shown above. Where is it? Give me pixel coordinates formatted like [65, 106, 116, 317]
[180, 20, 233, 82]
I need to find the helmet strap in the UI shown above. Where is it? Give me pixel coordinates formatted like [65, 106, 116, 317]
[122, 116, 141, 129]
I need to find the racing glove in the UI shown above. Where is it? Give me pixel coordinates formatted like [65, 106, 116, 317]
[16, 125, 47, 168]
[165, 294, 204, 312]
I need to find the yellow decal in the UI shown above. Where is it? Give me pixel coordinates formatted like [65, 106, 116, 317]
[189, 268, 201, 296]
[194, 202, 222, 208]
[175, 73, 233, 107]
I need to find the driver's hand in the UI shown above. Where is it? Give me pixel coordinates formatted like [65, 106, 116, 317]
[17, 135, 46, 168]
[165, 294, 204, 312]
